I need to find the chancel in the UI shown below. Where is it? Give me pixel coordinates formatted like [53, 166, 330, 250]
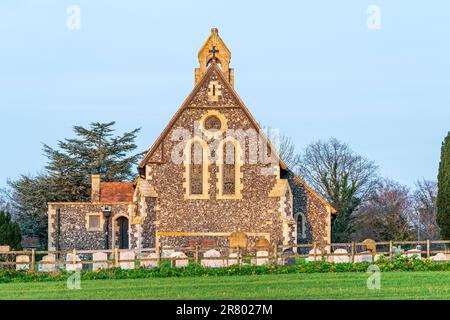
[47, 28, 336, 251]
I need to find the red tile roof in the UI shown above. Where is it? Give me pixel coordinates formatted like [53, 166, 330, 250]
[100, 182, 135, 203]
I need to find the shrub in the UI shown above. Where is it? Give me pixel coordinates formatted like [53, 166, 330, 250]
[0, 211, 22, 250]
[1, 256, 449, 284]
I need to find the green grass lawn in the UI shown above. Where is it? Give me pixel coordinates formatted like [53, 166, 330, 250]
[0, 271, 449, 300]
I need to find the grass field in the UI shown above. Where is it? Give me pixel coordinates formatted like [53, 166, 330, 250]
[0, 271, 449, 300]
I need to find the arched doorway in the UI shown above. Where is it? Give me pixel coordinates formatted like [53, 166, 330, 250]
[116, 216, 129, 249]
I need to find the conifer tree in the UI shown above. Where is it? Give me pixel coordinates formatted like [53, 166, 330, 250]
[0, 211, 22, 250]
[437, 132, 450, 239]
[9, 122, 144, 247]
[42, 121, 144, 200]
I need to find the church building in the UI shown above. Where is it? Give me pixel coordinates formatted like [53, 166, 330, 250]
[47, 28, 335, 251]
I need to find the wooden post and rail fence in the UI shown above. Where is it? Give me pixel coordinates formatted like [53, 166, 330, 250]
[0, 239, 449, 272]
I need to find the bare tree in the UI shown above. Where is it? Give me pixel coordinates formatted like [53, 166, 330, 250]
[298, 137, 380, 242]
[353, 179, 414, 241]
[413, 179, 440, 240]
[278, 135, 302, 171]
[262, 126, 302, 171]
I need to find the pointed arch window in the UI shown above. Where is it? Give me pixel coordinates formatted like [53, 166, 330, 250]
[190, 142, 203, 195]
[295, 212, 307, 240]
[183, 138, 210, 199]
[223, 141, 236, 195]
[216, 138, 243, 199]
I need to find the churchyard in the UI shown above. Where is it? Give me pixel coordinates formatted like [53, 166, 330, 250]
[1, 238, 450, 300]
[1, 238, 450, 273]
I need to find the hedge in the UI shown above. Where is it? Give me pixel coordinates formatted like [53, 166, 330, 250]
[1, 256, 449, 284]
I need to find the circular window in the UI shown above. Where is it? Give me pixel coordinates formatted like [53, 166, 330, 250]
[204, 115, 222, 131]
[199, 111, 227, 139]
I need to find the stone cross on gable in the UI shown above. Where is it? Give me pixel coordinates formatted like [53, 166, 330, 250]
[209, 46, 219, 60]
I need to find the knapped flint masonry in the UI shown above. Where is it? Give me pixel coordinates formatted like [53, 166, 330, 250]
[47, 28, 336, 251]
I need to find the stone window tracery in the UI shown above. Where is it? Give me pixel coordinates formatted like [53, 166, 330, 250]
[190, 142, 203, 195]
[222, 142, 236, 195]
[183, 138, 210, 199]
[216, 138, 243, 199]
[199, 110, 227, 139]
[204, 115, 222, 131]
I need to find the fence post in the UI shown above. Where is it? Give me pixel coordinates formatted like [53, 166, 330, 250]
[389, 240, 393, 259]
[237, 246, 241, 266]
[30, 249, 35, 273]
[114, 248, 119, 267]
[351, 242, 355, 263]
[313, 243, 317, 261]
[72, 249, 77, 269]
[194, 245, 199, 265]
[426, 239, 430, 259]
[156, 244, 161, 267]
[273, 243, 278, 264]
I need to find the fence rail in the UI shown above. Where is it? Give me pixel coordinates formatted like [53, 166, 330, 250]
[0, 240, 449, 272]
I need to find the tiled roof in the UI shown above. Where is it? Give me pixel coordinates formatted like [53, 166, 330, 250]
[100, 182, 135, 203]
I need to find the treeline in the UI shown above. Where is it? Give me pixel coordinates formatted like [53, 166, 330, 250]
[280, 133, 449, 242]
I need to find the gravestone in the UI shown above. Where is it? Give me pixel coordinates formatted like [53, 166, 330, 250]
[251, 250, 270, 266]
[392, 246, 404, 254]
[255, 238, 270, 250]
[228, 252, 240, 266]
[282, 247, 296, 266]
[119, 251, 135, 270]
[305, 248, 322, 262]
[65, 253, 83, 272]
[200, 239, 218, 249]
[229, 232, 248, 249]
[404, 249, 421, 259]
[362, 239, 377, 253]
[331, 249, 349, 263]
[92, 252, 108, 271]
[201, 249, 225, 268]
[38, 254, 56, 272]
[354, 251, 373, 263]
[161, 249, 175, 258]
[170, 252, 189, 267]
[16, 255, 30, 271]
[141, 253, 158, 268]
[430, 253, 448, 261]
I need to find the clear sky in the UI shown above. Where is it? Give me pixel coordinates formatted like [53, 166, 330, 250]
[0, 1, 449, 189]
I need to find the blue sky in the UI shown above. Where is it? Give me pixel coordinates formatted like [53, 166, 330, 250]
[0, 0, 449, 189]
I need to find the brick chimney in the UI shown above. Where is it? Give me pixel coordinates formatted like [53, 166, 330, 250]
[91, 174, 101, 202]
